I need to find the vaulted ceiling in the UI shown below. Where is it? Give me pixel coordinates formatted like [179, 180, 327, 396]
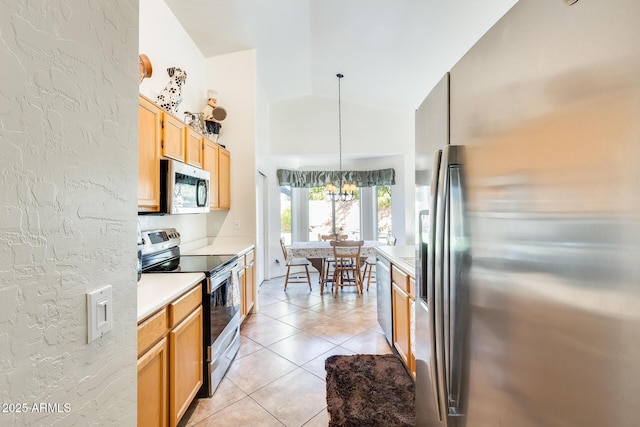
[165, 0, 518, 111]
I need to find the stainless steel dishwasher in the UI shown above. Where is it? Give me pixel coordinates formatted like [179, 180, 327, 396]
[375, 255, 392, 346]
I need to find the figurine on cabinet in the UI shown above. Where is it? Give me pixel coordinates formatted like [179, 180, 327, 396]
[156, 67, 187, 114]
[201, 89, 227, 138]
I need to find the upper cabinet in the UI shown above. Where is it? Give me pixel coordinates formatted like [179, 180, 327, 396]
[217, 147, 231, 210]
[203, 141, 230, 211]
[138, 96, 161, 213]
[185, 127, 204, 168]
[203, 139, 219, 210]
[138, 94, 230, 213]
[161, 113, 186, 162]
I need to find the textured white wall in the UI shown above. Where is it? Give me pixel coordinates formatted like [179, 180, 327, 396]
[0, 1, 138, 425]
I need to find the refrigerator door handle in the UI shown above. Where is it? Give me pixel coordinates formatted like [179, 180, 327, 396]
[446, 162, 466, 417]
[427, 149, 443, 422]
[433, 147, 448, 422]
[436, 145, 467, 422]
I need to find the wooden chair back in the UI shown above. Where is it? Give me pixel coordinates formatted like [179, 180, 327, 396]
[279, 237, 289, 261]
[330, 240, 363, 264]
[320, 234, 348, 241]
[329, 240, 364, 296]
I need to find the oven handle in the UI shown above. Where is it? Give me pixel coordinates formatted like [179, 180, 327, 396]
[207, 262, 239, 295]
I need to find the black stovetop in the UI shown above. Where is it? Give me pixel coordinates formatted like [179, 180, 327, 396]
[172, 254, 238, 275]
[143, 251, 237, 276]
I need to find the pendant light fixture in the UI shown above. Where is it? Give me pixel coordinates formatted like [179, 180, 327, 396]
[326, 73, 356, 201]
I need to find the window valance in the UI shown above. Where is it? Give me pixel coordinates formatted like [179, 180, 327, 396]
[277, 168, 395, 188]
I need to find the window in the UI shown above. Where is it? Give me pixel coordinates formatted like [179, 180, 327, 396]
[377, 185, 392, 242]
[308, 187, 360, 241]
[280, 186, 292, 244]
[283, 185, 386, 243]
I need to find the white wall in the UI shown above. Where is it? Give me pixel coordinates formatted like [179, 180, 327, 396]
[205, 51, 257, 242]
[255, 78, 271, 282]
[0, 1, 138, 425]
[270, 95, 413, 157]
[139, 0, 207, 118]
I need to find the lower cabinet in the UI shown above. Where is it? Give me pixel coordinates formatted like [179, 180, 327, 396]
[138, 337, 168, 427]
[169, 306, 203, 426]
[137, 283, 202, 427]
[392, 282, 411, 366]
[391, 264, 416, 377]
[242, 250, 255, 320]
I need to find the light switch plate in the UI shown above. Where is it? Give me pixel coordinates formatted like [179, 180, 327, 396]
[87, 285, 113, 343]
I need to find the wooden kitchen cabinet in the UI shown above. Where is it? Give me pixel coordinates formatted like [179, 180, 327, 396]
[217, 147, 231, 210]
[241, 249, 255, 321]
[137, 283, 202, 427]
[185, 127, 204, 168]
[138, 95, 162, 212]
[202, 139, 219, 210]
[161, 112, 186, 162]
[203, 141, 230, 210]
[138, 337, 169, 427]
[138, 94, 231, 212]
[391, 265, 414, 375]
[138, 307, 169, 427]
[169, 306, 203, 427]
[237, 258, 247, 322]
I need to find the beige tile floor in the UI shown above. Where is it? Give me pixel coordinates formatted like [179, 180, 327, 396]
[179, 272, 392, 427]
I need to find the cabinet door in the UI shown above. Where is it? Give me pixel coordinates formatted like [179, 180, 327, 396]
[138, 96, 161, 212]
[138, 337, 168, 427]
[244, 251, 255, 316]
[185, 127, 203, 168]
[202, 140, 219, 210]
[238, 266, 247, 321]
[218, 148, 231, 210]
[169, 306, 203, 427]
[161, 113, 185, 162]
[392, 283, 410, 367]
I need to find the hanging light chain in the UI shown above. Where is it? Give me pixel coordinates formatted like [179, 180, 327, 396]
[326, 73, 354, 202]
[337, 73, 343, 192]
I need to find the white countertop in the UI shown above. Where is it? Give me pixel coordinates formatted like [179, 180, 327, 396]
[137, 272, 205, 322]
[376, 245, 416, 277]
[184, 242, 254, 256]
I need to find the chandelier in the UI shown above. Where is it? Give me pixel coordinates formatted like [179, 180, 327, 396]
[326, 73, 356, 201]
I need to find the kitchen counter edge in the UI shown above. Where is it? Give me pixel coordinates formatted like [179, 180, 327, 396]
[184, 243, 255, 257]
[137, 272, 206, 322]
[376, 245, 416, 278]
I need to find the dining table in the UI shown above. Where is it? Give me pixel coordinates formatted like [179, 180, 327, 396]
[286, 240, 385, 292]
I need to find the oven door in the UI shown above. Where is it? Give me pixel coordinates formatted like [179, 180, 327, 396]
[207, 268, 240, 345]
[201, 264, 241, 397]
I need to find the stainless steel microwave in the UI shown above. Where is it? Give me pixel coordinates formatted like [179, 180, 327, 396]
[160, 159, 210, 214]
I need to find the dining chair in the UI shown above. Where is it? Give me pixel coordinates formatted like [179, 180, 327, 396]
[330, 240, 364, 297]
[318, 234, 347, 290]
[279, 238, 312, 291]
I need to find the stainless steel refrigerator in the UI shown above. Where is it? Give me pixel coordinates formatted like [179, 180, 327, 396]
[415, 0, 640, 426]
